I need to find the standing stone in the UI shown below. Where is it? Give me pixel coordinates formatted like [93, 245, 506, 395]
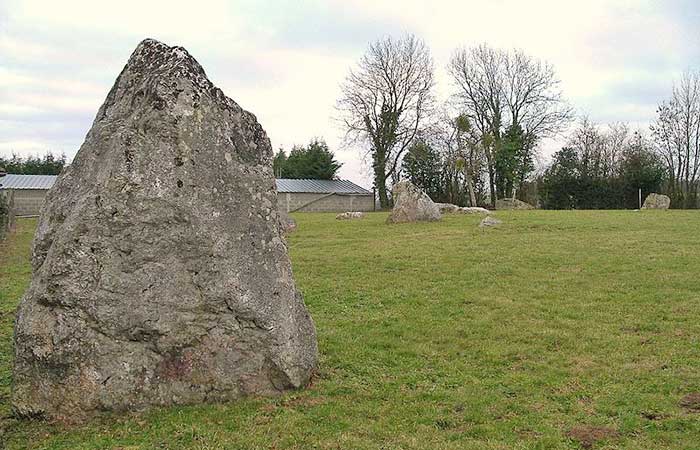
[642, 193, 671, 209]
[435, 203, 460, 214]
[12, 39, 318, 422]
[479, 216, 502, 228]
[387, 181, 441, 224]
[336, 211, 364, 220]
[457, 207, 491, 215]
[495, 198, 535, 210]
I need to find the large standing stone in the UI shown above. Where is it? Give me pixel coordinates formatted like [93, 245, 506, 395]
[387, 181, 441, 224]
[642, 193, 671, 210]
[12, 39, 318, 422]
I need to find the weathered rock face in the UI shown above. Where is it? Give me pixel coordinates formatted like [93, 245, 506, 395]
[495, 198, 534, 210]
[642, 193, 671, 210]
[436, 203, 491, 215]
[387, 181, 441, 224]
[435, 203, 460, 214]
[336, 211, 364, 220]
[457, 207, 491, 215]
[479, 216, 502, 228]
[12, 39, 318, 422]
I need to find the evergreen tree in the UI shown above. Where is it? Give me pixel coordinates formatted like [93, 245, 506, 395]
[273, 139, 342, 180]
[402, 140, 443, 200]
[495, 124, 527, 199]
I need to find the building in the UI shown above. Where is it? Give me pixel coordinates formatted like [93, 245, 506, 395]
[276, 179, 374, 212]
[0, 175, 375, 216]
[0, 174, 57, 216]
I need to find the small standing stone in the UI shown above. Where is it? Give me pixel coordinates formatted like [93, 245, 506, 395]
[435, 203, 460, 214]
[457, 207, 491, 215]
[641, 193, 671, 209]
[336, 212, 364, 220]
[479, 216, 502, 228]
[495, 198, 534, 210]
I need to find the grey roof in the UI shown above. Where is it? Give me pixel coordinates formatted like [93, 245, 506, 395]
[275, 178, 372, 195]
[0, 174, 58, 190]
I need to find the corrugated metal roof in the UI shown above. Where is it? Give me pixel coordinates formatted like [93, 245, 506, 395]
[276, 178, 372, 195]
[0, 174, 58, 190]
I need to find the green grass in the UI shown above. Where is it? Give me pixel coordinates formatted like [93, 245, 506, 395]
[2, 211, 700, 449]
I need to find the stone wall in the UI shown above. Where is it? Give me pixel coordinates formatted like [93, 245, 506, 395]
[8, 189, 48, 216]
[278, 193, 375, 213]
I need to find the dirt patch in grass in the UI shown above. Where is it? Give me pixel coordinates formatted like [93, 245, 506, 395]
[566, 425, 619, 449]
[680, 393, 700, 412]
[641, 410, 667, 421]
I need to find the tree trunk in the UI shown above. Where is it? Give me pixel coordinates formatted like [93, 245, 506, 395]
[487, 163, 497, 207]
[372, 151, 391, 209]
[376, 178, 390, 209]
[484, 149, 496, 207]
[465, 169, 477, 207]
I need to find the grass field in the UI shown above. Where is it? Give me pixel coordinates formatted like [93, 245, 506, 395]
[1, 210, 700, 449]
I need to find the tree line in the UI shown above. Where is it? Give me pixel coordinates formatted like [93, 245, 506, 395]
[0, 153, 67, 175]
[336, 34, 700, 209]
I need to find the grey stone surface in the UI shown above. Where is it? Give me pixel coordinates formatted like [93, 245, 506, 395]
[495, 198, 534, 210]
[336, 211, 364, 220]
[642, 193, 671, 210]
[436, 203, 491, 215]
[457, 207, 491, 215]
[387, 181, 441, 224]
[12, 39, 318, 422]
[435, 203, 460, 214]
[479, 216, 503, 228]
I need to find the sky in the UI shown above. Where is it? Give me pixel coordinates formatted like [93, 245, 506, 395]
[1, 0, 699, 188]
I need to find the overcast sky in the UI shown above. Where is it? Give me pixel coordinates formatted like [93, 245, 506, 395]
[1, 0, 699, 188]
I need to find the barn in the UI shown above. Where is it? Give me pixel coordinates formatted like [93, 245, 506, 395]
[0, 175, 375, 216]
[0, 174, 57, 216]
[276, 179, 375, 213]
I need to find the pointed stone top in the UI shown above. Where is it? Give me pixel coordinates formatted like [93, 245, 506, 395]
[96, 38, 242, 123]
[124, 38, 210, 90]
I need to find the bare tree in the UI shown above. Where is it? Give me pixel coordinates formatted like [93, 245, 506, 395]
[651, 71, 700, 208]
[435, 112, 486, 206]
[337, 34, 435, 208]
[448, 45, 503, 206]
[567, 117, 629, 179]
[448, 45, 572, 206]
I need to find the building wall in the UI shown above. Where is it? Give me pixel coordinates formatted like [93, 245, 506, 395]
[9, 189, 48, 216]
[277, 192, 374, 213]
[6, 189, 373, 216]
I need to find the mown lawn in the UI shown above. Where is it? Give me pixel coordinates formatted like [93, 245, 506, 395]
[1, 210, 700, 449]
